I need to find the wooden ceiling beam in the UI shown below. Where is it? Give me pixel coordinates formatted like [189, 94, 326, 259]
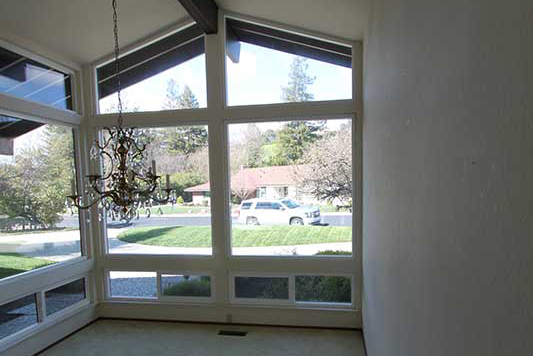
[177, 0, 218, 34]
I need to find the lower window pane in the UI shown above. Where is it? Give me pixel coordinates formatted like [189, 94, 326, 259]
[295, 275, 351, 303]
[45, 278, 86, 316]
[105, 125, 212, 256]
[109, 271, 156, 298]
[0, 121, 82, 281]
[161, 274, 211, 297]
[0, 294, 37, 340]
[228, 119, 353, 256]
[234, 277, 289, 300]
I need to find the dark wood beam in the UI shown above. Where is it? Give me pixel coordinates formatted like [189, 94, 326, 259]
[226, 19, 352, 68]
[178, 0, 218, 34]
[97, 25, 205, 99]
[0, 117, 44, 139]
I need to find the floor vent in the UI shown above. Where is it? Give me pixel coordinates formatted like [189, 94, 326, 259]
[218, 330, 248, 337]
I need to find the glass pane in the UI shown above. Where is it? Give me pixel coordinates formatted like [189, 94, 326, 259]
[45, 278, 86, 316]
[226, 35, 351, 106]
[106, 125, 212, 255]
[234, 277, 289, 299]
[0, 47, 73, 110]
[109, 271, 157, 298]
[0, 120, 82, 280]
[228, 119, 353, 256]
[295, 275, 351, 303]
[161, 274, 211, 297]
[0, 294, 37, 340]
[99, 56, 206, 113]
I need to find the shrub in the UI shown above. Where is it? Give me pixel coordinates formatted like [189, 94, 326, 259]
[176, 196, 184, 204]
[161, 277, 211, 297]
[315, 250, 351, 256]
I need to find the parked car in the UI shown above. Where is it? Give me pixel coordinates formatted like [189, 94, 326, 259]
[238, 198, 321, 226]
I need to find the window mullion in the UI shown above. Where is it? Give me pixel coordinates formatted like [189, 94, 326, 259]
[205, 26, 230, 307]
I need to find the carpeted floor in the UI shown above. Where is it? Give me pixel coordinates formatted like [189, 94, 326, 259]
[39, 319, 366, 356]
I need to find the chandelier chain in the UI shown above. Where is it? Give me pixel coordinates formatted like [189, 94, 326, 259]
[112, 0, 123, 126]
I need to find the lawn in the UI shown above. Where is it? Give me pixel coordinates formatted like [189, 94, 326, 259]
[0, 253, 56, 279]
[117, 225, 351, 248]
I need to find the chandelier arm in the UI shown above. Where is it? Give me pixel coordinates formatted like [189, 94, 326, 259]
[147, 193, 172, 204]
[99, 150, 115, 180]
[129, 138, 146, 153]
[68, 194, 105, 210]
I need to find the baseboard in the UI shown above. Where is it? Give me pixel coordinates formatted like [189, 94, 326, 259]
[98, 301, 361, 329]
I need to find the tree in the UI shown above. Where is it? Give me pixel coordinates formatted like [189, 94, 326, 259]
[272, 120, 324, 164]
[178, 85, 199, 109]
[261, 57, 323, 165]
[161, 79, 181, 110]
[161, 81, 207, 155]
[281, 57, 315, 102]
[298, 128, 352, 205]
[0, 125, 76, 229]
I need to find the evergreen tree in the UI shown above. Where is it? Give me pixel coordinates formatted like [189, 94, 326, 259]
[161, 81, 207, 155]
[178, 85, 199, 109]
[281, 57, 315, 102]
[161, 79, 180, 110]
[262, 57, 323, 165]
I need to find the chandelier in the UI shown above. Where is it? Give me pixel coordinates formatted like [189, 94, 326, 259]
[68, 0, 175, 221]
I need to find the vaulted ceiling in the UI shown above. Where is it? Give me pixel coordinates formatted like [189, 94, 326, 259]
[0, 0, 369, 65]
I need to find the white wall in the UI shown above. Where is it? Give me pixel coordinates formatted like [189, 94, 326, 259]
[363, 1, 533, 355]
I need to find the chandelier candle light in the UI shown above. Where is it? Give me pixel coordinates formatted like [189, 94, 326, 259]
[68, 0, 175, 221]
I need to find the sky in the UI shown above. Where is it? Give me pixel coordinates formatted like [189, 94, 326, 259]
[99, 42, 352, 112]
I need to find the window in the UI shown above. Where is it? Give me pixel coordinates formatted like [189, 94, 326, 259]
[0, 294, 37, 340]
[109, 271, 157, 298]
[160, 274, 211, 298]
[225, 19, 352, 106]
[228, 119, 353, 256]
[105, 125, 211, 256]
[231, 274, 353, 306]
[0, 119, 82, 280]
[0, 47, 73, 110]
[89, 16, 360, 321]
[255, 202, 272, 209]
[97, 25, 206, 113]
[295, 275, 352, 304]
[45, 278, 86, 316]
[234, 276, 289, 300]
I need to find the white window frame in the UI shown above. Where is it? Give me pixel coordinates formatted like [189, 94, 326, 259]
[0, 40, 96, 352]
[86, 10, 362, 328]
[229, 272, 355, 309]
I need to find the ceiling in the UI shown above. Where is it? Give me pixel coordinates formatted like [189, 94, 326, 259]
[0, 0, 369, 66]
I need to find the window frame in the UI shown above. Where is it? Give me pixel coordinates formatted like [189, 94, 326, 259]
[229, 272, 355, 308]
[87, 11, 363, 326]
[0, 40, 94, 353]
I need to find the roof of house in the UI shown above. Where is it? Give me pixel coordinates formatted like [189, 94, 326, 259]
[184, 165, 308, 192]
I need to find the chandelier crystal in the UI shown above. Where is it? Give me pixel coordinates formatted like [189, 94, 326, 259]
[68, 0, 175, 221]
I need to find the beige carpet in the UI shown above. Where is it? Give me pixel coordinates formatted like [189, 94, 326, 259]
[40, 319, 365, 356]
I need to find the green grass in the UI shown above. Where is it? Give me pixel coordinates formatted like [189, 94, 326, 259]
[0, 253, 56, 279]
[117, 225, 351, 248]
